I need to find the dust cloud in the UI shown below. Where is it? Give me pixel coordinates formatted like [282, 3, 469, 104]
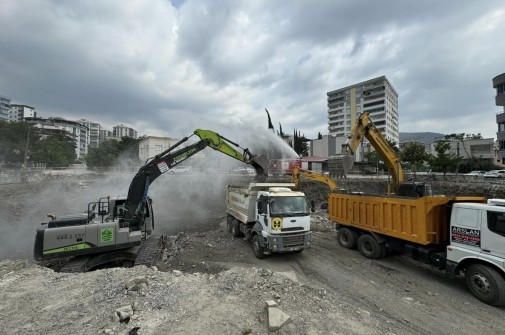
[0, 125, 297, 261]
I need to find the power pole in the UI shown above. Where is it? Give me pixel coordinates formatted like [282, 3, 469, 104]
[23, 129, 29, 169]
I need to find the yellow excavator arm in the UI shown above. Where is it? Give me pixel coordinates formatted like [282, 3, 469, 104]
[341, 113, 404, 194]
[292, 167, 339, 193]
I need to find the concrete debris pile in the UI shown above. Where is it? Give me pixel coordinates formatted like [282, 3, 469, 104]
[0, 260, 380, 335]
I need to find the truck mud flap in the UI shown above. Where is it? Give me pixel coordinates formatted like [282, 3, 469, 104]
[134, 235, 163, 267]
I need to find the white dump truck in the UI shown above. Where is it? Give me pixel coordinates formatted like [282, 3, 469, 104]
[225, 183, 312, 258]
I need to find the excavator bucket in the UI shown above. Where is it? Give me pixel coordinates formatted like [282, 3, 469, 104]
[250, 154, 269, 182]
[328, 154, 355, 178]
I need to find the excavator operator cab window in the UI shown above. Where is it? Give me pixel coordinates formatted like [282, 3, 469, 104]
[113, 205, 126, 219]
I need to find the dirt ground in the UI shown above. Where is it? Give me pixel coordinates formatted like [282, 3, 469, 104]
[1, 171, 505, 334]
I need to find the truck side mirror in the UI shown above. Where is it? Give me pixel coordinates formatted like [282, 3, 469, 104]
[310, 199, 316, 213]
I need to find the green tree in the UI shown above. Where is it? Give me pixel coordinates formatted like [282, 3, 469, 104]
[85, 137, 141, 169]
[429, 140, 461, 177]
[85, 140, 120, 168]
[0, 121, 40, 164]
[364, 150, 385, 172]
[400, 142, 428, 175]
[317, 132, 323, 140]
[293, 129, 309, 157]
[365, 140, 400, 174]
[31, 134, 76, 167]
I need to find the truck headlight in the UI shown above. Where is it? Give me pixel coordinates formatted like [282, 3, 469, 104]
[273, 238, 278, 243]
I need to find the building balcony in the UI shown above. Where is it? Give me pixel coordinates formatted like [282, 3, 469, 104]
[493, 73, 505, 106]
[496, 91, 505, 106]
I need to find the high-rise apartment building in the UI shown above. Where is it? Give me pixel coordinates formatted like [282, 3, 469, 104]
[494, 73, 505, 163]
[327, 75, 399, 145]
[0, 94, 11, 121]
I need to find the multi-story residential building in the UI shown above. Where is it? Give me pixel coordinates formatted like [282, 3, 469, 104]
[494, 73, 505, 164]
[78, 119, 101, 149]
[113, 124, 137, 139]
[138, 136, 181, 162]
[25, 117, 89, 161]
[431, 138, 495, 162]
[327, 75, 399, 160]
[8, 104, 36, 122]
[0, 94, 11, 121]
[99, 129, 113, 143]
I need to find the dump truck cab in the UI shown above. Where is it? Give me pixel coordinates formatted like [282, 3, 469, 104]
[226, 183, 312, 258]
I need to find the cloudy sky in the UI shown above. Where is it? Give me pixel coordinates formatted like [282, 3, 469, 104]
[1, 0, 504, 140]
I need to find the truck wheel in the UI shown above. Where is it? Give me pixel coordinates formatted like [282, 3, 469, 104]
[231, 220, 242, 237]
[465, 264, 505, 306]
[357, 234, 383, 259]
[226, 215, 233, 233]
[337, 228, 357, 249]
[252, 235, 266, 259]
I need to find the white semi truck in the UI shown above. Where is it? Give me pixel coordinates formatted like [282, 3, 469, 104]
[225, 183, 312, 258]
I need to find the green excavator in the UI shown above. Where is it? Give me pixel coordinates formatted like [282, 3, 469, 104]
[33, 129, 268, 272]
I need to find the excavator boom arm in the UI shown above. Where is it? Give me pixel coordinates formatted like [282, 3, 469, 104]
[342, 113, 404, 193]
[292, 167, 338, 192]
[125, 129, 268, 221]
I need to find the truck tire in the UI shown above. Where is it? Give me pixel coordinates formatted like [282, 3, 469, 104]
[226, 215, 233, 233]
[357, 234, 383, 259]
[252, 235, 266, 259]
[465, 264, 505, 306]
[231, 220, 242, 237]
[337, 228, 357, 249]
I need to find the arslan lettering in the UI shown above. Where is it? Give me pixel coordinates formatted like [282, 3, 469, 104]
[451, 226, 481, 247]
[452, 226, 480, 236]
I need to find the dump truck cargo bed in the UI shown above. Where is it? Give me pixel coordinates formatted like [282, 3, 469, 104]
[328, 194, 486, 245]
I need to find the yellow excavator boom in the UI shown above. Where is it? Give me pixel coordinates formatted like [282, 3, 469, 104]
[340, 113, 404, 194]
[292, 167, 339, 192]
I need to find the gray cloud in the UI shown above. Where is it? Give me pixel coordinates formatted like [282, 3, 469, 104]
[0, 0, 504, 142]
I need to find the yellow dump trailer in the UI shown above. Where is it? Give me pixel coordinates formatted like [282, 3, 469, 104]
[325, 194, 505, 307]
[328, 194, 486, 245]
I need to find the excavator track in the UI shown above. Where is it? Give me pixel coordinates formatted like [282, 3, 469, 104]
[134, 235, 163, 267]
[59, 256, 90, 273]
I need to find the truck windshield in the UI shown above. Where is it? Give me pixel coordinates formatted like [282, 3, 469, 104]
[270, 196, 308, 216]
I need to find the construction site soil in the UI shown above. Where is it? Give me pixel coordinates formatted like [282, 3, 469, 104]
[1, 170, 505, 334]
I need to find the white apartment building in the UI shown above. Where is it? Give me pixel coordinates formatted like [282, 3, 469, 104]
[138, 136, 181, 162]
[113, 124, 137, 139]
[327, 75, 399, 148]
[99, 129, 113, 143]
[25, 117, 89, 160]
[78, 119, 101, 148]
[0, 95, 11, 121]
[431, 138, 495, 161]
[8, 104, 35, 122]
